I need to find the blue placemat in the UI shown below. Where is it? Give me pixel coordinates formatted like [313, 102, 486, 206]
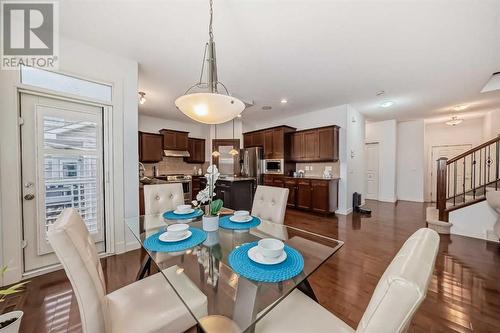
[228, 242, 304, 282]
[144, 227, 207, 252]
[219, 215, 261, 230]
[163, 209, 203, 220]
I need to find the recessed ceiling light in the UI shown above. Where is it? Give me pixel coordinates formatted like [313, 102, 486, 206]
[262, 106, 272, 110]
[379, 100, 394, 108]
[236, 114, 242, 118]
[280, 99, 288, 104]
[453, 105, 468, 111]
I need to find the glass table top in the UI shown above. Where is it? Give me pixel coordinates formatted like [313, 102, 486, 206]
[125, 212, 343, 333]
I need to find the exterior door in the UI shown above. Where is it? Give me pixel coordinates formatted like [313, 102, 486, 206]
[430, 144, 472, 202]
[20, 93, 105, 272]
[365, 143, 379, 200]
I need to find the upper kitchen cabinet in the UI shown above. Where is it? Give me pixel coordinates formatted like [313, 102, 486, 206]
[159, 129, 189, 150]
[289, 125, 339, 162]
[184, 138, 206, 163]
[138, 131, 164, 163]
[243, 126, 295, 159]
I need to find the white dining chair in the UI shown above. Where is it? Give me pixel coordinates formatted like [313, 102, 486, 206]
[256, 228, 440, 333]
[48, 208, 207, 333]
[144, 183, 185, 215]
[251, 185, 289, 225]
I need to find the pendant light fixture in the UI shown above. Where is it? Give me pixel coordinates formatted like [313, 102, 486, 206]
[175, 0, 245, 124]
[229, 119, 239, 156]
[212, 124, 221, 157]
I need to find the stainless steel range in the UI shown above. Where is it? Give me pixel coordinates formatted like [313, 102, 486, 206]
[157, 174, 192, 203]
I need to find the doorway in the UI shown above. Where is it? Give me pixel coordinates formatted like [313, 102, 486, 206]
[365, 143, 380, 200]
[212, 139, 240, 176]
[429, 144, 472, 202]
[20, 93, 106, 272]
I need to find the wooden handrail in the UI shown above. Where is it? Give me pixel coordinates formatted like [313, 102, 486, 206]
[447, 135, 500, 164]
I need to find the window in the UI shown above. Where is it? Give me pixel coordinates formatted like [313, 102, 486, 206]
[21, 65, 112, 102]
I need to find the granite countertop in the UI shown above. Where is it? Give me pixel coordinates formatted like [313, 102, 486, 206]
[281, 175, 340, 181]
[217, 176, 256, 182]
[139, 177, 168, 188]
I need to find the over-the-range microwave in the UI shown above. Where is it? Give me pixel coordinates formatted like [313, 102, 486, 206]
[263, 159, 284, 174]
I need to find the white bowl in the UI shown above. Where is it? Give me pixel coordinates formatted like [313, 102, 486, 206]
[167, 223, 189, 238]
[177, 204, 192, 212]
[258, 238, 285, 259]
[233, 210, 250, 220]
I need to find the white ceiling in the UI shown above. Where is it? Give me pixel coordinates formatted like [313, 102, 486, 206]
[60, 0, 500, 122]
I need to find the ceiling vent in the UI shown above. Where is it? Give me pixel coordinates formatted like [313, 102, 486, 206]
[481, 72, 500, 93]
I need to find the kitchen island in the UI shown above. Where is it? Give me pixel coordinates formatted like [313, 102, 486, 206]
[200, 177, 256, 211]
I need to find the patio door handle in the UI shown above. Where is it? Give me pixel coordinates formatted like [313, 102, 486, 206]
[24, 194, 35, 200]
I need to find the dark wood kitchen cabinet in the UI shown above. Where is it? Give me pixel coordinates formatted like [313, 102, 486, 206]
[263, 130, 273, 158]
[262, 176, 338, 213]
[284, 179, 297, 207]
[290, 126, 339, 162]
[303, 130, 318, 160]
[200, 179, 254, 211]
[138, 131, 164, 163]
[311, 180, 330, 213]
[244, 126, 295, 159]
[185, 138, 205, 163]
[159, 129, 189, 150]
[296, 179, 312, 210]
[191, 176, 202, 200]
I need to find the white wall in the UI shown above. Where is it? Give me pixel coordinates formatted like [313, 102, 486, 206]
[449, 200, 498, 242]
[365, 120, 398, 202]
[483, 109, 500, 141]
[0, 37, 138, 283]
[346, 105, 366, 208]
[243, 104, 364, 214]
[424, 117, 484, 201]
[397, 120, 425, 202]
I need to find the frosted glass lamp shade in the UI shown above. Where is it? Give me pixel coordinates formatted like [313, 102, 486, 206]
[175, 92, 245, 124]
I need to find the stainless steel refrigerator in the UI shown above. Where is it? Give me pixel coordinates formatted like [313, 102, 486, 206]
[240, 147, 263, 185]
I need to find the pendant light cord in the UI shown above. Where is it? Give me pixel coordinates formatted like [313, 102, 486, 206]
[209, 0, 214, 41]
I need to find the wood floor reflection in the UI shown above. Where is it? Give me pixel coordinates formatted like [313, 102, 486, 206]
[1, 200, 499, 332]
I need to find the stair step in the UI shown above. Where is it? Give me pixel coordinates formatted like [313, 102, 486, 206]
[426, 207, 452, 234]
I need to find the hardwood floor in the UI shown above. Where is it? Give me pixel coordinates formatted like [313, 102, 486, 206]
[1, 200, 499, 332]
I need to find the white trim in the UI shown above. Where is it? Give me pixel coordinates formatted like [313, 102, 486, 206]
[335, 207, 353, 215]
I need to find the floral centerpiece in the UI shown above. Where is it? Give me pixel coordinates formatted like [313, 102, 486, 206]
[192, 165, 223, 231]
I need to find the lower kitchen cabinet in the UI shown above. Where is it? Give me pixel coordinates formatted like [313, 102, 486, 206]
[296, 179, 312, 209]
[284, 179, 297, 207]
[192, 176, 202, 200]
[201, 179, 255, 211]
[261, 175, 338, 214]
[311, 180, 330, 213]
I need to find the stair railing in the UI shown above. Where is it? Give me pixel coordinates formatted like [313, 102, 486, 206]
[436, 135, 500, 221]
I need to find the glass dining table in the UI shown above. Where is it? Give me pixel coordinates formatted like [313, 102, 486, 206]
[125, 210, 343, 333]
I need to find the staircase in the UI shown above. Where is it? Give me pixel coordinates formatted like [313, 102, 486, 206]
[435, 135, 500, 223]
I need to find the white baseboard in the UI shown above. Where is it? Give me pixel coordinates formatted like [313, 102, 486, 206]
[335, 207, 353, 215]
[125, 239, 140, 252]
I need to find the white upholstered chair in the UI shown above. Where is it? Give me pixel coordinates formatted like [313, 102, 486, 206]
[486, 190, 500, 239]
[251, 185, 289, 224]
[144, 183, 185, 215]
[48, 208, 207, 333]
[256, 228, 439, 333]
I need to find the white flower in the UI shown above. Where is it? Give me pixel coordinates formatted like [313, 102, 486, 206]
[196, 187, 211, 204]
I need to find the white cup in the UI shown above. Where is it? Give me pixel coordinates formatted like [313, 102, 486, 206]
[258, 238, 284, 259]
[177, 204, 191, 213]
[233, 210, 250, 221]
[167, 223, 189, 238]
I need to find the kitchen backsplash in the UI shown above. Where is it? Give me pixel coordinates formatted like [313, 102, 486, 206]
[144, 157, 209, 176]
[295, 161, 340, 178]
